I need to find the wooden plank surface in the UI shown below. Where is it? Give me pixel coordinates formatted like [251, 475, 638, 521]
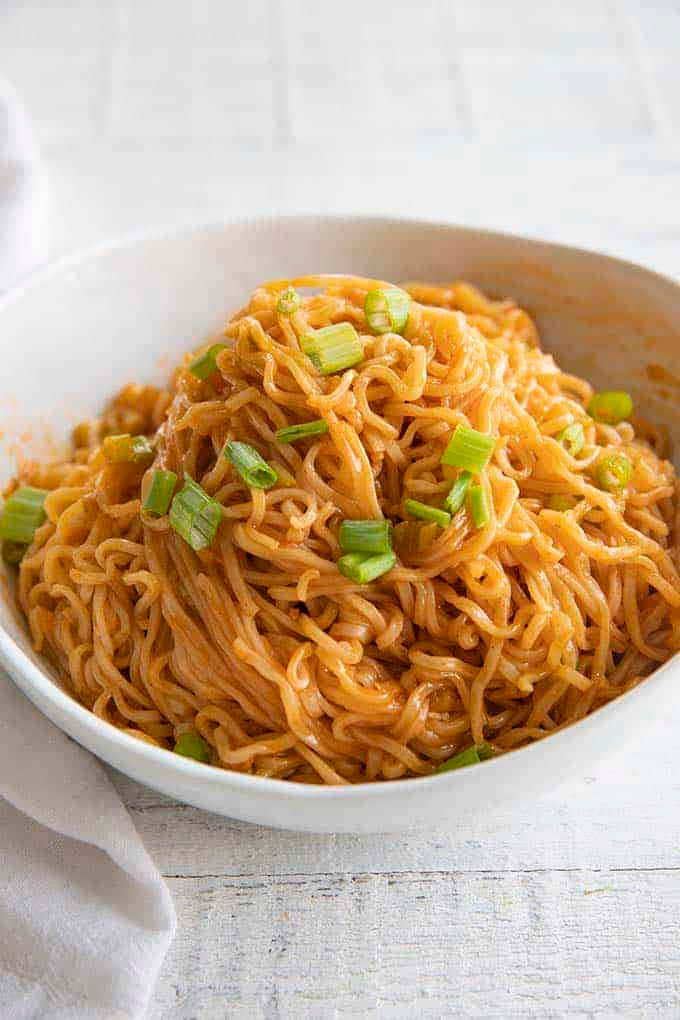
[150, 871, 680, 1018]
[109, 718, 680, 1018]
[2, 0, 680, 1015]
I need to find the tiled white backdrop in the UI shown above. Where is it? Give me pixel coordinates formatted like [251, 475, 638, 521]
[2, 3, 680, 1018]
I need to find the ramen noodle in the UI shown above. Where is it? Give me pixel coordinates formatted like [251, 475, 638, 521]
[3, 275, 679, 784]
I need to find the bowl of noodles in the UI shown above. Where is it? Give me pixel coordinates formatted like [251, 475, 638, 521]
[0, 216, 678, 833]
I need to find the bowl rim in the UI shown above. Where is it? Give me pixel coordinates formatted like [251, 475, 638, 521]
[0, 212, 678, 800]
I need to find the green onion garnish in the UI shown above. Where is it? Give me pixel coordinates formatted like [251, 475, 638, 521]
[2, 540, 27, 565]
[276, 286, 300, 316]
[467, 485, 490, 528]
[339, 519, 393, 555]
[440, 425, 495, 473]
[443, 470, 472, 514]
[102, 433, 155, 465]
[142, 469, 177, 518]
[404, 499, 451, 529]
[272, 462, 296, 487]
[337, 550, 396, 584]
[595, 453, 632, 492]
[174, 732, 212, 762]
[587, 391, 633, 425]
[300, 322, 364, 375]
[437, 743, 494, 773]
[364, 287, 411, 335]
[0, 486, 48, 545]
[275, 420, 329, 444]
[557, 422, 585, 456]
[393, 520, 438, 559]
[131, 436, 154, 462]
[169, 478, 223, 551]
[547, 494, 577, 512]
[188, 343, 227, 381]
[224, 441, 278, 489]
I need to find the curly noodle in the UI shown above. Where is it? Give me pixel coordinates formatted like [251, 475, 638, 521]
[10, 275, 680, 784]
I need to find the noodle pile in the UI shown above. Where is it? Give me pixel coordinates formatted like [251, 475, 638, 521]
[9, 275, 680, 784]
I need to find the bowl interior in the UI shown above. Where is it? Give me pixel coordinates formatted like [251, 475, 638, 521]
[0, 216, 678, 831]
[2, 219, 679, 477]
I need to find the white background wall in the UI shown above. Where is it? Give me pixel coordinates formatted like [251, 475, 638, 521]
[2, 2, 680, 1017]
[2, 1, 680, 275]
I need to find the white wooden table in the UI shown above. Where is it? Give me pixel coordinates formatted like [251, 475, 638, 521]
[2, 1, 680, 1015]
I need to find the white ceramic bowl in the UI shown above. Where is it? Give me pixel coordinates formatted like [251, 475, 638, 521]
[1, 217, 678, 833]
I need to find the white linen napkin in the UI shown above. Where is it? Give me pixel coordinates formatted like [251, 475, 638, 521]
[0, 78, 176, 1018]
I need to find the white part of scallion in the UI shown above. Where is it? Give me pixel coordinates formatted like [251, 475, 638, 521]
[0, 486, 48, 545]
[440, 425, 495, 473]
[169, 478, 222, 551]
[364, 287, 411, 335]
[300, 323, 363, 375]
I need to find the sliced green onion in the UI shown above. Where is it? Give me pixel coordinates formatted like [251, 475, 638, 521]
[188, 343, 227, 381]
[441, 425, 495, 473]
[547, 494, 578, 512]
[364, 287, 411, 335]
[337, 550, 396, 584]
[300, 322, 363, 375]
[142, 469, 177, 517]
[275, 419, 329, 444]
[404, 499, 451, 529]
[2, 540, 27, 565]
[557, 422, 585, 456]
[276, 286, 300, 316]
[339, 519, 393, 555]
[0, 486, 48, 545]
[437, 743, 494, 773]
[443, 470, 472, 514]
[588, 391, 633, 425]
[174, 732, 211, 762]
[102, 433, 154, 465]
[393, 520, 438, 559]
[131, 436, 154, 462]
[467, 485, 490, 528]
[169, 478, 223, 551]
[224, 441, 278, 489]
[595, 453, 632, 492]
[272, 462, 296, 487]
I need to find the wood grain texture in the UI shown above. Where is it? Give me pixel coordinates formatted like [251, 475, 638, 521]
[2, 0, 680, 1015]
[108, 719, 680, 1018]
[149, 871, 680, 1019]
